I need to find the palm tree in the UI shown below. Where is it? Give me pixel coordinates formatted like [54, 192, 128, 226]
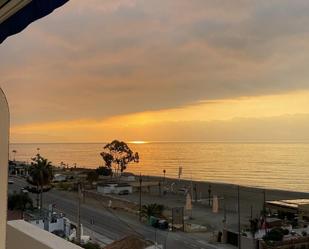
[141, 203, 164, 220]
[29, 154, 53, 209]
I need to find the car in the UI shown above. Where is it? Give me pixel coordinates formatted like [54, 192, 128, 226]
[118, 189, 130, 195]
[177, 188, 188, 195]
[21, 188, 29, 194]
[8, 179, 14, 184]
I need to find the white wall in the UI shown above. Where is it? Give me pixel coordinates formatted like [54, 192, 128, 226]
[7, 220, 83, 249]
[0, 88, 9, 249]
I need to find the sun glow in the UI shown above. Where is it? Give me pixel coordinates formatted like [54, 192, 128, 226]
[129, 141, 149, 144]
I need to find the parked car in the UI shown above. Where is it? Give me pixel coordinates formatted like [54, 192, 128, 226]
[8, 179, 14, 184]
[25, 185, 53, 193]
[177, 188, 188, 195]
[118, 189, 130, 195]
[158, 220, 169, 230]
[20, 187, 29, 194]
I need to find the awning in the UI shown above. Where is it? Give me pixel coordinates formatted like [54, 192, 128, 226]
[0, 0, 69, 44]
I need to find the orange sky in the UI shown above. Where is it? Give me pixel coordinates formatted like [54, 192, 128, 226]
[2, 0, 309, 142]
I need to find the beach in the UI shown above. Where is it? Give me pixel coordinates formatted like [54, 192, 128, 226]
[112, 175, 309, 231]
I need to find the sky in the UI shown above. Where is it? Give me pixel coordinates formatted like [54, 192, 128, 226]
[2, 0, 309, 142]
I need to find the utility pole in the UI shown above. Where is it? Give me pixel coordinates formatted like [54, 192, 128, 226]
[139, 174, 142, 221]
[263, 189, 267, 235]
[223, 195, 227, 226]
[237, 185, 241, 249]
[208, 184, 212, 206]
[163, 169, 166, 183]
[194, 184, 197, 203]
[76, 182, 82, 244]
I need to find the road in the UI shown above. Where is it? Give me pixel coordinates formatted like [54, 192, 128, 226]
[8, 177, 220, 249]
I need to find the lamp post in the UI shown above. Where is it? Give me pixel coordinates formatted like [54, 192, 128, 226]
[76, 182, 82, 244]
[163, 169, 166, 182]
[208, 184, 212, 207]
[12, 150, 17, 161]
[139, 174, 142, 221]
[237, 185, 241, 249]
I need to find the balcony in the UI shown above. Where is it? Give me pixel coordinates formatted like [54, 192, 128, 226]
[7, 220, 83, 249]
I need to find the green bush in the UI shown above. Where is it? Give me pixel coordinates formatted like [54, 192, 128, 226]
[96, 166, 112, 176]
[81, 242, 101, 249]
[8, 192, 33, 211]
[263, 228, 284, 242]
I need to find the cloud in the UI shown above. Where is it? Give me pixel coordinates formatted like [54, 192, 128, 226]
[10, 90, 309, 142]
[2, 0, 309, 134]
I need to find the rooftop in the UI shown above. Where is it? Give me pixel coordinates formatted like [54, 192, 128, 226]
[266, 199, 309, 210]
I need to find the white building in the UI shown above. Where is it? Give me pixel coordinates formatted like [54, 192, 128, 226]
[24, 207, 71, 237]
[0, 88, 9, 249]
[24, 207, 90, 244]
[120, 172, 136, 182]
[97, 182, 133, 195]
[53, 173, 67, 182]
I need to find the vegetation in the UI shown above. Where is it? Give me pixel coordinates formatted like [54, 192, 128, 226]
[28, 154, 53, 209]
[8, 192, 33, 211]
[100, 140, 139, 177]
[96, 166, 112, 176]
[86, 171, 99, 186]
[263, 228, 285, 242]
[249, 218, 259, 249]
[81, 242, 101, 249]
[55, 182, 73, 191]
[141, 203, 164, 219]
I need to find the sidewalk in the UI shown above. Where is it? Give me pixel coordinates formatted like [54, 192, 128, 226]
[114, 191, 243, 231]
[83, 226, 114, 247]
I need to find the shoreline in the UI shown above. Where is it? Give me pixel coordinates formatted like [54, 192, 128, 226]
[138, 174, 309, 195]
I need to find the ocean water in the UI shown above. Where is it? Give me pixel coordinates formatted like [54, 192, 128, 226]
[10, 142, 309, 192]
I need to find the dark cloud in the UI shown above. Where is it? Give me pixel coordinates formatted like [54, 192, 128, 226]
[2, 0, 309, 126]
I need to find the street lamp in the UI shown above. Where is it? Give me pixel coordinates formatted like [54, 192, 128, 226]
[139, 174, 142, 221]
[163, 169, 166, 182]
[208, 184, 212, 207]
[12, 150, 17, 161]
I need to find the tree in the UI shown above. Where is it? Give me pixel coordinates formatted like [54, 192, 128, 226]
[96, 166, 112, 176]
[86, 171, 99, 186]
[81, 242, 101, 249]
[8, 192, 33, 211]
[263, 228, 284, 242]
[100, 140, 139, 177]
[141, 203, 164, 219]
[28, 154, 53, 209]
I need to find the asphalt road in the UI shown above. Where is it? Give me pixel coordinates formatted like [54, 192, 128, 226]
[8, 177, 219, 249]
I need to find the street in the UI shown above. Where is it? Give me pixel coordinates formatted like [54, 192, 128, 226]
[8, 177, 220, 249]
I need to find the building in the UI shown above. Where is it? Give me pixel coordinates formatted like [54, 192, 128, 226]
[24, 207, 71, 237]
[120, 172, 136, 182]
[0, 87, 9, 249]
[1, 1, 77, 249]
[104, 235, 156, 249]
[266, 199, 309, 222]
[97, 182, 133, 195]
[53, 173, 67, 182]
[24, 207, 90, 244]
[9, 161, 29, 176]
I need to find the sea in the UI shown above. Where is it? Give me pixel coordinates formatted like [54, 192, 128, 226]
[10, 142, 309, 193]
